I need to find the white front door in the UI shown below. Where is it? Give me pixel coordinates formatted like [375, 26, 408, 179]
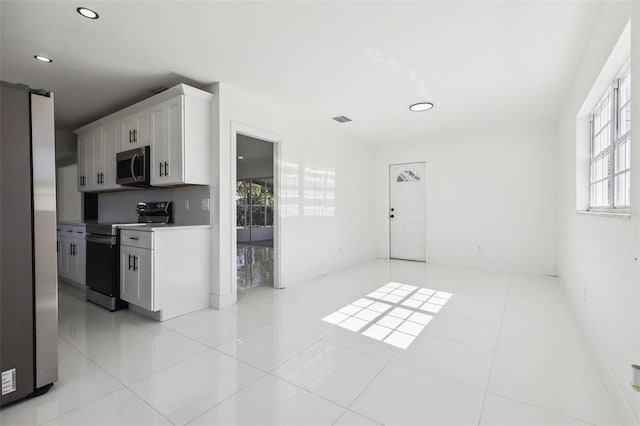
[389, 162, 426, 261]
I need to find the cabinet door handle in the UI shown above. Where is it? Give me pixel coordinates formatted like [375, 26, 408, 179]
[164, 162, 168, 176]
[129, 130, 132, 143]
[133, 129, 137, 142]
[57, 241, 60, 252]
[76, 230, 83, 234]
[128, 254, 132, 270]
[128, 236, 139, 240]
[133, 256, 138, 271]
[67, 229, 73, 233]
[160, 162, 163, 177]
[101, 173, 104, 184]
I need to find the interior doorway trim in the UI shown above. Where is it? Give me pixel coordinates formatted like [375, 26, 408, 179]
[230, 122, 283, 304]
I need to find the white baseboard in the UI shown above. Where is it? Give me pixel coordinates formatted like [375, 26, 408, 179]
[210, 292, 235, 309]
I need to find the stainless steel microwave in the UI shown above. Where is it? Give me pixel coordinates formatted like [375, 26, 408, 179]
[116, 146, 150, 187]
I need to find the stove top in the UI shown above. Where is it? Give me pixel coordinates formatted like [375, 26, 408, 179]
[86, 201, 173, 236]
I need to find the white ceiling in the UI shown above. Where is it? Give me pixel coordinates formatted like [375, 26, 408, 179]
[0, 1, 599, 145]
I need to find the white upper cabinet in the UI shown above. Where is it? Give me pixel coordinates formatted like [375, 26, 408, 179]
[75, 84, 212, 191]
[99, 122, 120, 190]
[77, 132, 89, 191]
[120, 109, 150, 151]
[150, 96, 184, 185]
[76, 121, 121, 192]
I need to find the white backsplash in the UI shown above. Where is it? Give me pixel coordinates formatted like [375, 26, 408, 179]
[98, 186, 210, 225]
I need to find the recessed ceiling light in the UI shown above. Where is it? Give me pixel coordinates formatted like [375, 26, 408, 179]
[237, 156, 245, 160]
[77, 7, 99, 19]
[409, 102, 434, 112]
[34, 55, 53, 63]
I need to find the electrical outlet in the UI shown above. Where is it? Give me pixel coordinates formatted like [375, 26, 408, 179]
[202, 198, 210, 211]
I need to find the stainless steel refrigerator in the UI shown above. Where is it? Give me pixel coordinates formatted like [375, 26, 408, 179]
[1, 81, 58, 406]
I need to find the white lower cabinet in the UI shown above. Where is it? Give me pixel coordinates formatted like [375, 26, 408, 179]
[119, 227, 210, 321]
[57, 224, 86, 286]
[120, 245, 153, 311]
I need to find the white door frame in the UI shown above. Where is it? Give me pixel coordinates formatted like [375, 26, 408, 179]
[230, 122, 283, 303]
[388, 161, 428, 262]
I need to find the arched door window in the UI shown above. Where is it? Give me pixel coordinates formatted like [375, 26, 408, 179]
[396, 170, 421, 182]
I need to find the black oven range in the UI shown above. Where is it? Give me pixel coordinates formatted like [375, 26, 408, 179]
[84, 201, 173, 311]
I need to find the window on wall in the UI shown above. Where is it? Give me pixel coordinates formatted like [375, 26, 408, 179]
[236, 179, 274, 229]
[589, 61, 631, 211]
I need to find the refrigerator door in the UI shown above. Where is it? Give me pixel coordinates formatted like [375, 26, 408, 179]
[31, 91, 58, 389]
[0, 82, 35, 405]
[0, 83, 58, 407]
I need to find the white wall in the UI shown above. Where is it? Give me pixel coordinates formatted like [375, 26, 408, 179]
[56, 164, 81, 221]
[375, 123, 557, 275]
[210, 83, 377, 307]
[55, 129, 76, 167]
[556, 2, 640, 423]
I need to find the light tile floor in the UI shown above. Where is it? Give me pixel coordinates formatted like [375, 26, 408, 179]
[0, 260, 625, 425]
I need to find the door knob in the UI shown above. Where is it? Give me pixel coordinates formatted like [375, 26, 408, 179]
[390, 208, 395, 212]
[390, 214, 395, 218]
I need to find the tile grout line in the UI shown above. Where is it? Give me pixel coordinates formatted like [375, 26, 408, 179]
[197, 332, 381, 424]
[69, 340, 178, 426]
[384, 358, 490, 393]
[484, 391, 598, 426]
[47, 335, 176, 426]
[476, 271, 513, 426]
[492, 348, 601, 376]
[35, 387, 124, 426]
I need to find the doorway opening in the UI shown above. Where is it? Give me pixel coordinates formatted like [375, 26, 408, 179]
[232, 128, 281, 299]
[389, 162, 427, 262]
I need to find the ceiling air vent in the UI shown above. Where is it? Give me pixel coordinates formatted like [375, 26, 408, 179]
[332, 116, 352, 123]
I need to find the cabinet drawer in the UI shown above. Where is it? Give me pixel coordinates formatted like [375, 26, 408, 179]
[59, 225, 86, 239]
[120, 230, 153, 249]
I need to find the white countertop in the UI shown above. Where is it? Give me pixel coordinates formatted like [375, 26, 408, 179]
[119, 224, 211, 232]
[57, 220, 91, 226]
